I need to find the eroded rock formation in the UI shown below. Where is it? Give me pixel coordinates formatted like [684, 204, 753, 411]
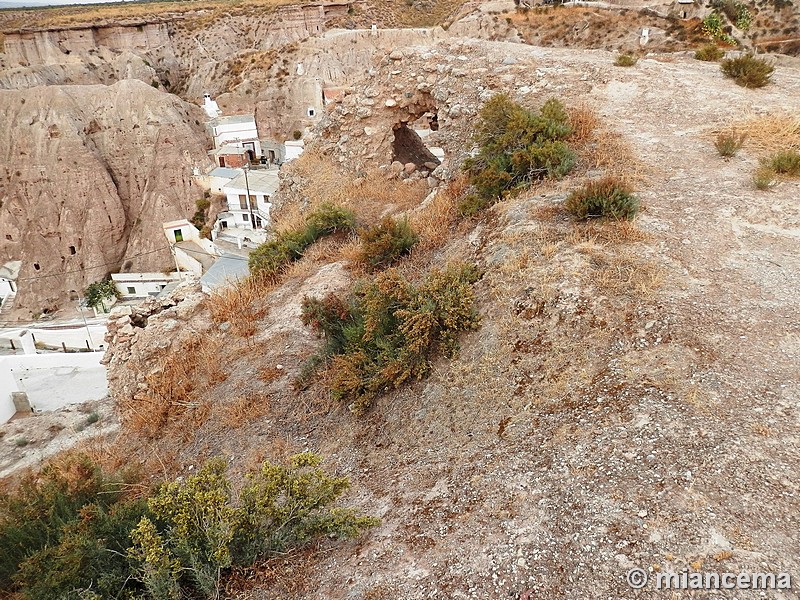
[0, 79, 211, 317]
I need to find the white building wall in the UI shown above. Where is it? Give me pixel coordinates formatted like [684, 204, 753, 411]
[223, 189, 272, 229]
[111, 273, 180, 298]
[174, 251, 204, 277]
[0, 278, 15, 299]
[0, 352, 107, 421]
[0, 364, 17, 424]
[284, 140, 305, 162]
[212, 122, 262, 156]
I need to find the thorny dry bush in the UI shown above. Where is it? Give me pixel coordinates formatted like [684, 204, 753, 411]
[119, 337, 227, 438]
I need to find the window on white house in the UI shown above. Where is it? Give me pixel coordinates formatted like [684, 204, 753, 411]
[127, 286, 136, 295]
[307, 107, 316, 118]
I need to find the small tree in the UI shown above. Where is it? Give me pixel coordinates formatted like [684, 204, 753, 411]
[83, 278, 119, 310]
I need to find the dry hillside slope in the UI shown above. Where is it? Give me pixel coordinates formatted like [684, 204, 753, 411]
[98, 40, 800, 598]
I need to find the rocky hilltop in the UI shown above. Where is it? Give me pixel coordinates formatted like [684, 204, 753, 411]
[0, 79, 209, 316]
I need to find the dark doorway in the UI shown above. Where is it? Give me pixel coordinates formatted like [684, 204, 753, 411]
[391, 122, 441, 168]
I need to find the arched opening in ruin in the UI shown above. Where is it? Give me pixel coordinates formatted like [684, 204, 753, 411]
[391, 108, 442, 170]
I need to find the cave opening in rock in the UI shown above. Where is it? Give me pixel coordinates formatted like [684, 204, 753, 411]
[391, 121, 442, 169]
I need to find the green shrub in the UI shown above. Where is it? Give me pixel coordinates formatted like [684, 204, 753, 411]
[191, 197, 211, 229]
[767, 149, 800, 175]
[721, 54, 774, 88]
[249, 203, 355, 278]
[463, 94, 574, 211]
[301, 263, 481, 414]
[735, 4, 752, 30]
[565, 177, 639, 220]
[84, 278, 119, 310]
[129, 454, 377, 598]
[614, 53, 638, 67]
[305, 202, 356, 236]
[702, 11, 736, 43]
[458, 193, 494, 217]
[292, 130, 302, 140]
[695, 44, 725, 61]
[13, 438, 27, 448]
[753, 165, 775, 190]
[358, 216, 419, 271]
[84, 412, 100, 426]
[0, 455, 146, 598]
[714, 131, 746, 157]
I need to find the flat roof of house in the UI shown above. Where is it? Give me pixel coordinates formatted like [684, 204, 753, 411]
[176, 241, 216, 272]
[223, 169, 280, 195]
[210, 167, 242, 179]
[208, 115, 256, 127]
[0, 261, 21, 281]
[200, 254, 250, 291]
[209, 144, 248, 157]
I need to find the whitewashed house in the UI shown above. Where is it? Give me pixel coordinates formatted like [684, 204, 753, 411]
[219, 168, 279, 231]
[207, 115, 262, 160]
[208, 167, 241, 194]
[163, 220, 220, 277]
[111, 272, 182, 300]
[203, 93, 222, 119]
[283, 139, 305, 162]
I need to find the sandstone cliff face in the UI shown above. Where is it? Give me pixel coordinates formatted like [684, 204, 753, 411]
[0, 79, 211, 318]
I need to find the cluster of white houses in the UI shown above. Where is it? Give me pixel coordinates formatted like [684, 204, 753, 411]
[108, 95, 306, 305]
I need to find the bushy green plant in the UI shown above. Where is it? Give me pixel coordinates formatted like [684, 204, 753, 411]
[714, 131, 746, 157]
[565, 177, 639, 220]
[721, 54, 774, 88]
[0, 455, 146, 598]
[14, 500, 149, 600]
[191, 197, 211, 229]
[695, 43, 725, 61]
[249, 203, 355, 278]
[614, 53, 638, 67]
[753, 165, 775, 190]
[735, 3, 752, 30]
[129, 454, 377, 599]
[305, 202, 356, 236]
[84, 278, 119, 310]
[462, 94, 574, 213]
[301, 263, 481, 414]
[358, 216, 419, 271]
[767, 149, 800, 175]
[702, 11, 736, 43]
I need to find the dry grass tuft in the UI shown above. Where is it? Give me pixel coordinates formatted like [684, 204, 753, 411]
[219, 395, 271, 429]
[570, 219, 651, 245]
[284, 151, 428, 225]
[208, 275, 271, 336]
[567, 105, 644, 185]
[120, 336, 226, 437]
[409, 176, 464, 251]
[582, 248, 664, 299]
[720, 112, 800, 154]
[568, 104, 600, 145]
